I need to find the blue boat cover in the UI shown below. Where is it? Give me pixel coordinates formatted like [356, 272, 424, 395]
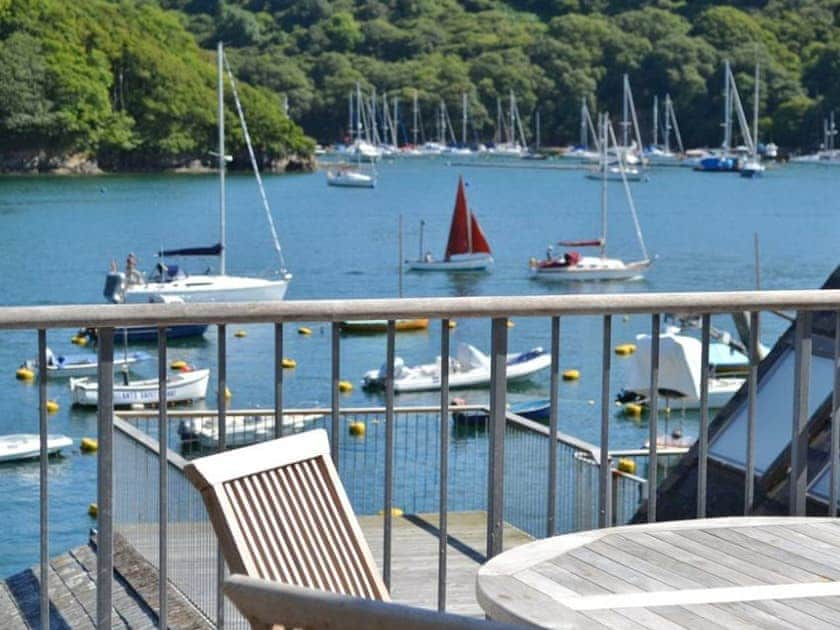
[158, 243, 222, 257]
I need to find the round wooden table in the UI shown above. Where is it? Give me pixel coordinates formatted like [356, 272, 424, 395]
[477, 517, 840, 629]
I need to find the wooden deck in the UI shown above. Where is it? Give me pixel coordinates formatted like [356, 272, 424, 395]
[478, 517, 840, 629]
[1, 511, 531, 628]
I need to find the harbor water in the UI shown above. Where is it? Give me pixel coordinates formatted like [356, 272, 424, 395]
[1, 159, 838, 576]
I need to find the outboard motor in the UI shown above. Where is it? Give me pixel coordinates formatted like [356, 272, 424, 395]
[103, 271, 126, 304]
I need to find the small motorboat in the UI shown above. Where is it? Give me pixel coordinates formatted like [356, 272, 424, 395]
[326, 167, 376, 188]
[22, 347, 151, 378]
[0, 434, 73, 463]
[451, 398, 551, 424]
[178, 413, 325, 448]
[69, 368, 210, 407]
[362, 343, 551, 393]
[339, 319, 429, 334]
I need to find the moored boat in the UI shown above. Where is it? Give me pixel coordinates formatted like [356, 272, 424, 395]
[0, 434, 73, 463]
[23, 348, 151, 378]
[69, 368, 210, 407]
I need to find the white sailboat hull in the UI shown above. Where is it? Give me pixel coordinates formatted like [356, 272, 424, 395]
[178, 413, 325, 448]
[0, 434, 73, 462]
[530, 256, 650, 282]
[406, 253, 493, 272]
[124, 275, 289, 303]
[326, 170, 375, 188]
[70, 368, 210, 407]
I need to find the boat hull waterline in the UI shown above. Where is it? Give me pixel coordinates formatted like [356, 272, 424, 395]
[530, 257, 651, 282]
[69, 368, 210, 407]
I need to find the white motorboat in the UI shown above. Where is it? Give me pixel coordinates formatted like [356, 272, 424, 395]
[69, 368, 210, 407]
[22, 347, 151, 378]
[326, 167, 376, 188]
[616, 328, 757, 411]
[531, 114, 652, 282]
[178, 413, 325, 448]
[0, 434, 73, 463]
[362, 343, 551, 393]
[406, 176, 493, 272]
[102, 42, 291, 306]
[584, 162, 645, 182]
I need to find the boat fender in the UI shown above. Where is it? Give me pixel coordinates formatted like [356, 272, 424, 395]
[281, 358, 297, 369]
[447, 320, 457, 329]
[16, 366, 35, 381]
[614, 343, 636, 356]
[562, 369, 580, 381]
[506, 320, 515, 328]
[88, 503, 98, 518]
[528, 257, 538, 268]
[224, 386, 232, 400]
[623, 403, 643, 417]
[349, 421, 365, 436]
[378, 507, 404, 517]
[338, 380, 353, 392]
[617, 458, 636, 474]
[234, 329, 247, 338]
[170, 360, 187, 370]
[298, 327, 312, 335]
[46, 400, 59, 413]
[71, 335, 88, 346]
[81, 437, 98, 452]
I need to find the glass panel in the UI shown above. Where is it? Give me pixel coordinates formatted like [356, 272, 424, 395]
[710, 349, 834, 475]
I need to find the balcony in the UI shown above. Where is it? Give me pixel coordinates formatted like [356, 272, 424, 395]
[1, 289, 839, 628]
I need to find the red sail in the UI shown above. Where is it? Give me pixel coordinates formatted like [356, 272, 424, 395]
[444, 176, 471, 260]
[469, 212, 492, 254]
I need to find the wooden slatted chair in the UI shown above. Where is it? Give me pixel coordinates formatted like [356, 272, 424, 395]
[183, 429, 389, 602]
[224, 574, 520, 630]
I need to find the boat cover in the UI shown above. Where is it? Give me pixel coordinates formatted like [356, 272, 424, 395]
[158, 243, 222, 257]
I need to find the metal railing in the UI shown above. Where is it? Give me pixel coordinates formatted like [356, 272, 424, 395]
[4, 289, 840, 628]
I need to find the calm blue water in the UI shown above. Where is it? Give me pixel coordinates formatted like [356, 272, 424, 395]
[0, 159, 838, 576]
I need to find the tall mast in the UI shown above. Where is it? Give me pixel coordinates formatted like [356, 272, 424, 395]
[663, 94, 671, 153]
[723, 60, 732, 152]
[347, 92, 353, 141]
[495, 97, 502, 144]
[217, 41, 226, 275]
[652, 95, 659, 148]
[535, 109, 541, 151]
[752, 63, 760, 159]
[600, 113, 608, 259]
[392, 96, 399, 147]
[622, 74, 629, 147]
[356, 82, 363, 143]
[461, 92, 468, 146]
[580, 97, 587, 148]
[509, 90, 515, 144]
[412, 90, 418, 146]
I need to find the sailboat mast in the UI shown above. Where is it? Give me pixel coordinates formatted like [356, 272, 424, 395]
[622, 74, 629, 148]
[600, 114, 608, 259]
[663, 95, 670, 153]
[652, 95, 659, 148]
[392, 96, 399, 147]
[217, 41, 226, 276]
[580, 98, 587, 148]
[509, 91, 515, 144]
[723, 60, 732, 152]
[348, 92, 354, 142]
[412, 89, 419, 146]
[462, 92, 468, 146]
[535, 109, 541, 151]
[752, 63, 760, 159]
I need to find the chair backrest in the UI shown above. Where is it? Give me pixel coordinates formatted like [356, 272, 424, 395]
[224, 574, 519, 630]
[184, 429, 389, 601]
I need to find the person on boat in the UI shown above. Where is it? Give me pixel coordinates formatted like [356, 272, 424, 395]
[546, 245, 553, 261]
[424, 251, 433, 262]
[125, 252, 142, 285]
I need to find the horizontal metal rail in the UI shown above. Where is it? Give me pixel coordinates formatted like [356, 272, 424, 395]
[1, 289, 839, 329]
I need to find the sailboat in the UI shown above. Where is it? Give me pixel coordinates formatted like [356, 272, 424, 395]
[327, 83, 377, 187]
[406, 176, 493, 272]
[102, 42, 292, 305]
[530, 114, 652, 282]
[740, 63, 765, 178]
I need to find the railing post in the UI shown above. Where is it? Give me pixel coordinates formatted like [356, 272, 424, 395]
[598, 315, 612, 528]
[697, 314, 710, 518]
[383, 321, 396, 588]
[745, 311, 759, 514]
[216, 323, 226, 628]
[438, 319, 450, 611]
[790, 311, 811, 516]
[487, 317, 507, 558]
[274, 323, 284, 438]
[157, 329, 168, 628]
[331, 323, 340, 465]
[647, 314, 659, 523]
[547, 316, 560, 537]
[38, 330, 48, 629]
[832, 313, 840, 515]
[96, 327, 114, 629]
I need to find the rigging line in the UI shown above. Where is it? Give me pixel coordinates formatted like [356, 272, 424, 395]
[607, 120, 649, 262]
[223, 52, 289, 274]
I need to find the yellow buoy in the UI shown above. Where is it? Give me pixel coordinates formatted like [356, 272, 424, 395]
[506, 320, 515, 328]
[623, 403, 643, 417]
[562, 369, 580, 381]
[170, 359, 187, 370]
[377, 507, 404, 517]
[80, 437, 98, 453]
[234, 329, 247, 338]
[88, 503, 98, 518]
[338, 380, 353, 393]
[617, 458, 637, 474]
[447, 320, 457, 329]
[71, 335, 88, 346]
[46, 400, 59, 413]
[281, 358, 297, 369]
[298, 326, 312, 335]
[614, 343, 636, 356]
[15, 367, 34, 381]
[348, 421, 365, 437]
[224, 386, 232, 400]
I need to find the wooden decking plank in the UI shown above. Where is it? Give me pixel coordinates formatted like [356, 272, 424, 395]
[530, 561, 612, 596]
[701, 602, 798, 630]
[787, 522, 840, 548]
[594, 534, 734, 589]
[580, 608, 650, 629]
[643, 604, 730, 629]
[747, 598, 834, 628]
[0, 583, 27, 629]
[604, 605, 687, 629]
[563, 547, 673, 593]
[763, 595, 840, 625]
[685, 527, 838, 580]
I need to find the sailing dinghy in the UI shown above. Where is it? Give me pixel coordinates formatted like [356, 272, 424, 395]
[406, 176, 493, 272]
[69, 368, 210, 408]
[530, 114, 652, 282]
